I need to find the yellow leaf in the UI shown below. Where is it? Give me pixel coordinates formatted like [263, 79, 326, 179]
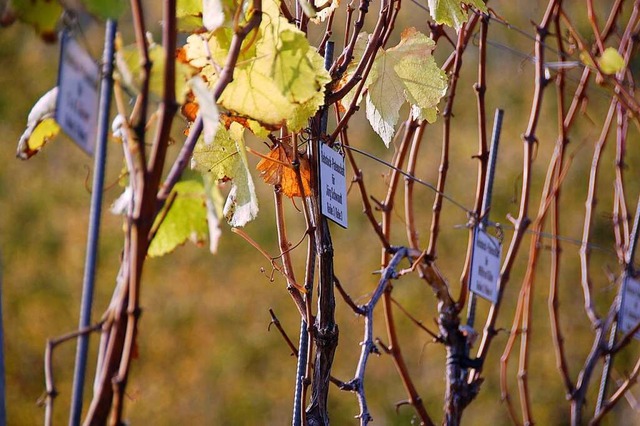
[218, 69, 295, 128]
[184, 0, 330, 132]
[598, 47, 624, 75]
[579, 50, 596, 69]
[17, 87, 61, 160]
[18, 118, 60, 159]
[427, 0, 487, 32]
[9, 0, 62, 42]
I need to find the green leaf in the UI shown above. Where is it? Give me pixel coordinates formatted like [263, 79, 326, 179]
[365, 28, 447, 146]
[192, 122, 239, 181]
[117, 35, 197, 104]
[598, 47, 625, 75]
[393, 30, 447, 121]
[177, 0, 204, 31]
[185, 0, 330, 131]
[17, 87, 61, 159]
[148, 180, 209, 257]
[411, 105, 437, 123]
[81, 0, 127, 19]
[223, 130, 258, 226]
[427, 0, 487, 31]
[9, 0, 63, 42]
[192, 123, 259, 226]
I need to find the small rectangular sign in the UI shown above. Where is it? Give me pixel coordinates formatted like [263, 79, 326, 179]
[619, 275, 640, 340]
[319, 143, 348, 228]
[470, 227, 502, 303]
[56, 32, 99, 156]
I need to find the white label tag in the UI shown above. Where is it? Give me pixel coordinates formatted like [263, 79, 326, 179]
[56, 33, 99, 156]
[470, 227, 502, 303]
[319, 143, 348, 228]
[619, 275, 640, 340]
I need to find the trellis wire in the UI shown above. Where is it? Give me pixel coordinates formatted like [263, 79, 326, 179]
[342, 143, 619, 257]
[338, 143, 472, 214]
[69, 19, 117, 426]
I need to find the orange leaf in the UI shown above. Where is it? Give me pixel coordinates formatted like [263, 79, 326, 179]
[181, 91, 199, 122]
[175, 46, 189, 64]
[256, 143, 312, 198]
[220, 114, 252, 130]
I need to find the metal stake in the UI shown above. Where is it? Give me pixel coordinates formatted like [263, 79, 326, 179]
[596, 196, 640, 414]
[292, 41, 334, 426]
[467, 108, 504, 328]
[69, 19, 117, 426]
[292, 320, 309, 426]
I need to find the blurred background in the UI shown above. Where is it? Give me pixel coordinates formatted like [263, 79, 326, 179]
[1, 0, 640, 424]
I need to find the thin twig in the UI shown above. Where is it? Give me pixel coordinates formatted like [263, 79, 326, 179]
[579, 99, 617, 325]
[378, 118, 435, 425]
[334, 274, 365, 315]
[336, 109, 391, 249]
[458, 13, 489, 310]
[328, 5, 389, 138]
[346, 248, 409, 425]
[426, 26, 466, 261]
[390, 297, 441, 341]
[473, 0, 559, 387]
[43, 323, 103, 426]
[85, 3, 263, 422]
[269, 308, 299, 356]
[274, 188, 308, 317]
[548, 10, 573, 399]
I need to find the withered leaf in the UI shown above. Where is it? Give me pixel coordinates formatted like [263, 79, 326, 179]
[256, 143, 312, 198]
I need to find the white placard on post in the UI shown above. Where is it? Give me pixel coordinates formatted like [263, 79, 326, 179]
[319, 143, 348, 228]
[56, 33, 99, 156]
[470, 227, 502, 303]
[619, 275, 640, 340]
